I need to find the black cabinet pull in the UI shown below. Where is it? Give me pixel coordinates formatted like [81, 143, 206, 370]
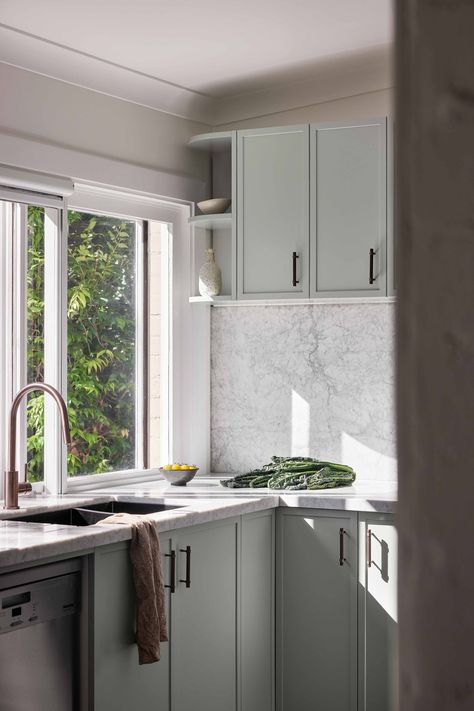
[165, 550, 176, 593]
[292, 252, 300, 287]
[180, 546, 191, 588]
[367, 529, 373, 568]
[339, 528, 347, 566]
[369, 248, 376, 284]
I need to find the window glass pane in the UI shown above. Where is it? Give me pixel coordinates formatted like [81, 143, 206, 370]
[26, 205, 45, 483]
[67, 211, 137, 475]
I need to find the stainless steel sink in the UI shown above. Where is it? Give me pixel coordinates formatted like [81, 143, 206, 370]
[13, 500, 183, 526]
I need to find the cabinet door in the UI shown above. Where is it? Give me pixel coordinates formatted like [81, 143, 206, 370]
[94, 539, 172, 711]
[358, 515, 398, 711]
[310, 118, 387, 297]
[171, 519, 238, 711]
[241, 511, 275, 711]
[237, 125, 310, 299]
[277, 510, 357, 711]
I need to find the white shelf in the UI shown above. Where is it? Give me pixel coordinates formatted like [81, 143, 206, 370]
[190, 296, 397, 306]
[189, 295, 233, 304]
[188, 131, 233, 152]
[189, 213, 232, 230]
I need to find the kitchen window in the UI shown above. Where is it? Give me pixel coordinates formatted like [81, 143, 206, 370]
[0, 178, 205, 495]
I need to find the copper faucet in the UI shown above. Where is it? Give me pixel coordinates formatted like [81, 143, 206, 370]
[3, 383, 71, 509]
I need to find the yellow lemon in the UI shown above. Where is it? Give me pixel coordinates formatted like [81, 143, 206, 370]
[179, 464, 189, 470]
[171, 464, 181, 470]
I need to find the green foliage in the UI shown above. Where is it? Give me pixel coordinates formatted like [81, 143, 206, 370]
[26, 207, 137, 480]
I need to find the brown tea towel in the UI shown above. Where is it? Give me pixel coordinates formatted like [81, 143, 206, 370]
[96, 512, 168, 663]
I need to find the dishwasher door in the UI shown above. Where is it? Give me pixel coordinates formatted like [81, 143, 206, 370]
[0, 564, 81, 711]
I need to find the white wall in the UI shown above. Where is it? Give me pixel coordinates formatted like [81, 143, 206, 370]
[0, 63, 210, 197]
[215, 87, 392, 130]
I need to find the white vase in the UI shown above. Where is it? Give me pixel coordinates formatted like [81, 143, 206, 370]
[199, 249, 222, 297]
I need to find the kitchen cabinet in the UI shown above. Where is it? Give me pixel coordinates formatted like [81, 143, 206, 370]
[171, 518, 238, 711]
[276, 509, 358, 711]
[93, 511, 274, 711]
[237, 125, 310, 299]
[310, 118, 388, 298]
[190, 118, 393, 302]
[241, 511, 275, 711]
[93, 538, 171, 711]
[358, 514, 398, 711]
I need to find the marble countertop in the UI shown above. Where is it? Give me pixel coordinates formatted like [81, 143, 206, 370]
[0, 478, 396, 569]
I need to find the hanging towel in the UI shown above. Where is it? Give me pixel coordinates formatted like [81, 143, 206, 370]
[96, 512, 168, 663]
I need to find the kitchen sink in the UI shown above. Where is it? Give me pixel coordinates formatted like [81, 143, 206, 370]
[12, 500, 183, 526]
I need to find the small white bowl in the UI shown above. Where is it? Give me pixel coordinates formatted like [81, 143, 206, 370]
[159, 467, 199, 486]
[197, 198, 231, 215]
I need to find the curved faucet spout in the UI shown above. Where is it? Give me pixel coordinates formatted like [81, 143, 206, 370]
[4, 383, 71, 509]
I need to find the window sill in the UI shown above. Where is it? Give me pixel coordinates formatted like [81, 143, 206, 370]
[65, 468, 165, 493]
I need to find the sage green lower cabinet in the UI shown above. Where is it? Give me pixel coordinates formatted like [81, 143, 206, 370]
[93, 512, 275, 711]
[93, 538, 171, 711]
[171, 518, 238, 711]
[358, 514, 398, 711]
[276, 509, 358, 711]
[240, 511, 275, 711]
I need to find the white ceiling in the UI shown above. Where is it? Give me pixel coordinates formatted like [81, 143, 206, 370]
[0, 0, 393, 122]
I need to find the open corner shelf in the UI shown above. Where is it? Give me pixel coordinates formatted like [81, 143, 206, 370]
[188, 131, 233, 152]
[189, 295, 232, 304]
[189, 213, 232, 230]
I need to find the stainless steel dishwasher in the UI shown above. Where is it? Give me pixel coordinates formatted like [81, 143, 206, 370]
[0, 559, 83, 711]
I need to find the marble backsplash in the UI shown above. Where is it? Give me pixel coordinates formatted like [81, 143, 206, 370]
[211, 303, 396, 480]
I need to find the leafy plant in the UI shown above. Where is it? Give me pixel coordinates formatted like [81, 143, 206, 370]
[26, 207, 137, 481]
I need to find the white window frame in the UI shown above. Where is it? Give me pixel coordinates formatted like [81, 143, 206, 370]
[0, 191, 66, 496]
[1, 181, 210, 498]
[64, 184, 210, 493]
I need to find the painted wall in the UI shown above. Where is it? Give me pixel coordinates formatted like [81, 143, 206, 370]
[215, 87, 392, 130]
[211, 303, 395, 480]
[0, 63, 210, 186]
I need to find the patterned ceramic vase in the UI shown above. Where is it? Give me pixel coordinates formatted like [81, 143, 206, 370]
[199, 248, 222, 297]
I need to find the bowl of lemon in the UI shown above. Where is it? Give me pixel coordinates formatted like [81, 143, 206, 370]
[160, 463, 199, 486]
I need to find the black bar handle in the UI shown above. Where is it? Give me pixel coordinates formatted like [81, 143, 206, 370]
[369, 248, 376, 284]
[292, 252, 300, 287]
[367, 529, 373, 568]
[180, 546, 191, 588]
[339, 528, 346, 566]
[165, 550, 176, 593]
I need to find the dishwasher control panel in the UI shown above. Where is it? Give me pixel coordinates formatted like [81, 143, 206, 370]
[0, 572, 79, 634]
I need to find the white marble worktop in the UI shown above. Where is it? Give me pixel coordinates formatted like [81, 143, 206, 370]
[0, 478, 396, 569]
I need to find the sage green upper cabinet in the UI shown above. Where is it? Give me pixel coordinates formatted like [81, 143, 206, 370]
[276, 509, 358, 711]
[358, 514, 398, 711]
[171, 519, 238, 711]
[310, 118, 388, 298]
[237, 125, 310, 299]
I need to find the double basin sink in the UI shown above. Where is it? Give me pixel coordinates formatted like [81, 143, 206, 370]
[13, 500, 183, 527]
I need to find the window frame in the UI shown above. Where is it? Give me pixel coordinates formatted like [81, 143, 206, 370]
[65, 184, 211, 491]
[1, 181, 211, 497]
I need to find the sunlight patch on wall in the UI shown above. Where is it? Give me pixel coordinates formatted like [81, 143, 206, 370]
[291, 390, 310, 457]
[341, 432, 397, 481]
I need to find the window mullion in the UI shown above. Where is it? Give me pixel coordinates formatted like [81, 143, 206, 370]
[43, 205, 67, 494]
[135, 220, 146, 470]
[0, 202, 13, 496]
[12, 203, 28, 482]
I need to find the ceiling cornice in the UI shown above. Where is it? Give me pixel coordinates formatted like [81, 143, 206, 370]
[0, 23, 393, 127]
[213, 45, 393, 126]
[0, 23, 216, 124]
